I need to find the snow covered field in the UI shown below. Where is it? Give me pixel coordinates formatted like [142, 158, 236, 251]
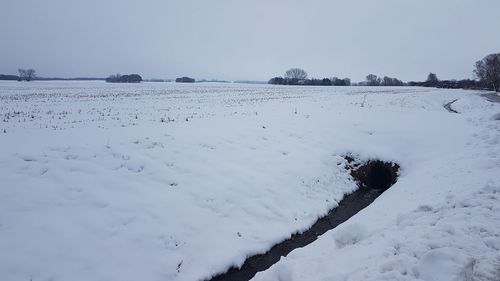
[0, 81, 499, 281]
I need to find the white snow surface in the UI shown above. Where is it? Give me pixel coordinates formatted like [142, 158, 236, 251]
[0, 81, 498, 281]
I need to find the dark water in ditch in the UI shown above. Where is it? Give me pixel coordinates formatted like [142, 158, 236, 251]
[207, 159, 399, 281]
[444, 99, 459, 113]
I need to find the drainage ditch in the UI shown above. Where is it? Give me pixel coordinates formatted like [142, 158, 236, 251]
[444, 99, 459, 113]
[207, 156, 399, 281]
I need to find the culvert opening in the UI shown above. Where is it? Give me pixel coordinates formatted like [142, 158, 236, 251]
[347, 158, 399, 191]
[206, 155, 399, 281]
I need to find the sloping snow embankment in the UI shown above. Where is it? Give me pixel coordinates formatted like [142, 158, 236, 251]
[0, 82, 498, 281]
[253, 94, 500, 281]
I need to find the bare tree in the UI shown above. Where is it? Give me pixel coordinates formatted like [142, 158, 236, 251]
[426, 72, 438, 86]
[18, 68, 36, 81]
[18, 69, 26, 81]
[285, 68, 307, 80]
[25, 69, 36, 81]
[474, 53, 500, 92]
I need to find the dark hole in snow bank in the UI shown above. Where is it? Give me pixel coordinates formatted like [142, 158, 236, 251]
[345, 156, 399, 191]
[206, 155, 399, 281]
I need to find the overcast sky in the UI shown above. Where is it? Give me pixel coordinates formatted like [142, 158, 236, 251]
[1, 0, 500, 81]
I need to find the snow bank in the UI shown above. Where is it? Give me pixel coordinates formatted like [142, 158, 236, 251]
[0, 81, 497, 281]
[253, 90, 500, 281]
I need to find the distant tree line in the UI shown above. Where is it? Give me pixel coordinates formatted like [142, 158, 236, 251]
[176, 77, 195, 83]
[364, 74, 404, 86]
[331, 77, 351, 86]
[106, 73, 142, 83]
[268, 53, 500, 92]
[408, 53, 500, 92]
[3, 53, 498, 92]
[269, 68, 351, 86]
[407, 72, 484, 89]
[0, 70, 105, 82]
[0, 74, 20, 81]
